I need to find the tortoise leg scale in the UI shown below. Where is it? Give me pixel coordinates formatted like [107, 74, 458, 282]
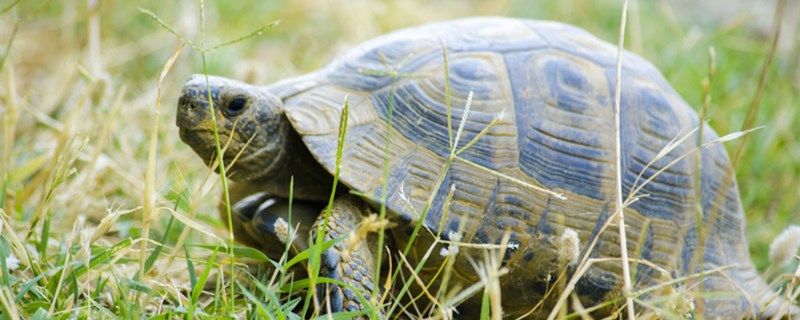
[312, 195, 378, 314]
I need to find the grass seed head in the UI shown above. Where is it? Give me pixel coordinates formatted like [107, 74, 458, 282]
[5, 254, 20, 271]
[440, 231, 463, 257]
[663, 286, 695, 318]
[769, 225, 800, 267]
[273, 217, 290, 244]
[558, 228, 580, 266]
[343, 213, 392, 259]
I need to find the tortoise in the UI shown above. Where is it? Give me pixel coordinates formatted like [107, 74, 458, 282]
[175, 17, 798, 318]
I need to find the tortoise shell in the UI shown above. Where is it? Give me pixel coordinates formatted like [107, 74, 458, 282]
[273, 17, 774, 317]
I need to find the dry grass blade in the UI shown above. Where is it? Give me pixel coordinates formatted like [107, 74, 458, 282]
[455, 114, 504, 156]
[437, 241, 516, 251]
[140, 43, 184, 283]
[626, 126, 698, 203]
[612, 0, 636, 318]
[693, 2, 787, 308]
[635, 265, 734, 297]
[487, 233, 511, 320]
[91, 207, 135, 244]
[390, 230, 443, 316]
[166, 207, 223, 243]
[138, 7, 197, 50]
[205, 21, 280, 52]
[688, 47, 715, 292]
[457, 158, 566, 200]
[397, 249, 442, 312]
[0, 211, 27, 268]
[442, 43, 454, 151]
[548, 258, 636, 320]
[732, 0, 787, 165]
[624, 126, 764, 208]
[86, 0, 103, 77]
[442, 261, 509, 312]
[162, 165, 218, 271]
[714, 127, 766, 144]
[0, 0, 21, 15]
[0, 284, 19, 320]
[0, 20, 18, 72]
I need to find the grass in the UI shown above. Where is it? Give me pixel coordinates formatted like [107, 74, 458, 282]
[1, 0, 798, 319]
[611, 2, 635, 318]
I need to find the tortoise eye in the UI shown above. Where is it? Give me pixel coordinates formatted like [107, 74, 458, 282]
[225, 97, 247, 116]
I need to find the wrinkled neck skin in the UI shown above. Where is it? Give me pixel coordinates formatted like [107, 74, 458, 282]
[245, 125, 340, 201]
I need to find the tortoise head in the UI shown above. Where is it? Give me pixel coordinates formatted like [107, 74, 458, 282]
[176, 74, 289, 182]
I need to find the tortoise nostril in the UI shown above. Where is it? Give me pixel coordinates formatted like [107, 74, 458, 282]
[179, 95, 197, 112]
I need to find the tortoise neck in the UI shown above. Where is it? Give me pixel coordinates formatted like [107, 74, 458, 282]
[250, 125, 336, 202]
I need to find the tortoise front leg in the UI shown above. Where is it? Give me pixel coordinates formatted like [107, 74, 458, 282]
[226, 182, 319, 259]
[312, 195, 379, 314]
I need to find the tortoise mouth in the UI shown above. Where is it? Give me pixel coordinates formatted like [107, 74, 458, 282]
[179, 127, 238, 163]
[179, 127, 218, 164]
[178, 126, 269, 177]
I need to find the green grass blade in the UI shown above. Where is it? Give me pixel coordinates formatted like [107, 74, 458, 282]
[194, 244, 270, 262]
[187, 247, 218, 318]
[142, 211, 176, 275]
[184, 244, 197, 291]
[302, 96, 349, 317]
[282, 238, 338, 272]
[237, 281, 276, 320]
[480, 288, 490, 320]
[0, 236, 11, 287]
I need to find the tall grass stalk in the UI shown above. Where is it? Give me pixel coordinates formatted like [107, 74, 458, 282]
[195, 46, 236, 320]
[199, 51, 236, 313]
[689, 0, 785, 314]
[86, 0, 102, 77]
[612, 0, 636, 318]
[373, 70, 399, 307]
[140, 42, 183, 289]
[142, 2, 277, 313]
[0, 12, 19, 73]
[47, 216, 84, 315]
[383, 87, 470, 317]
[688, 46, 715, 312]
[628, 0, 641, 53]
[302, 97, 349, 318]
[701, 0, 786, 233]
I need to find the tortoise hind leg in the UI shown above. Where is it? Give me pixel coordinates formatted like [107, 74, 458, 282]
[312, 195, 379, 314]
